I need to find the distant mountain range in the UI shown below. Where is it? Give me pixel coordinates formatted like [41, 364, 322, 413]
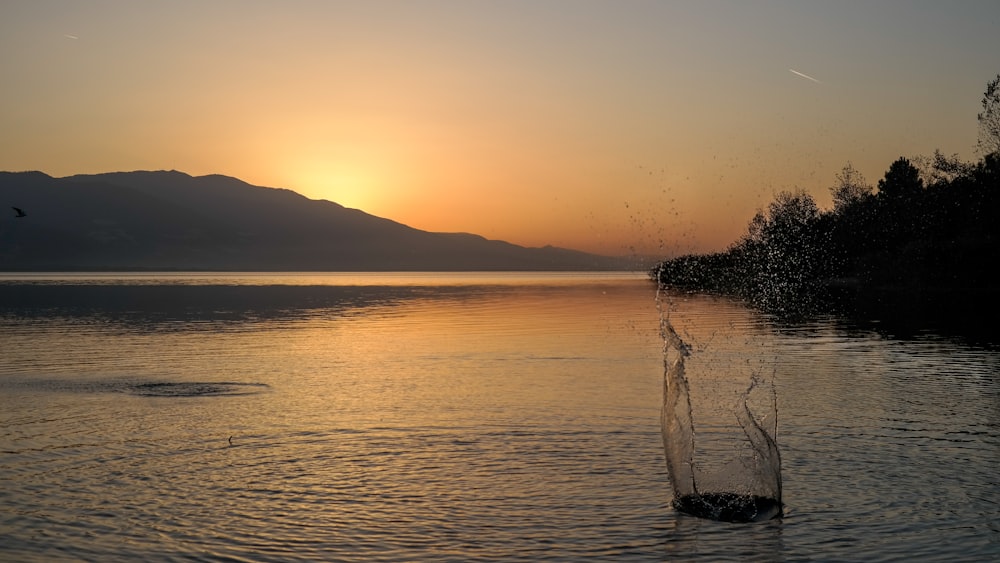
[0, 170, 627, 271]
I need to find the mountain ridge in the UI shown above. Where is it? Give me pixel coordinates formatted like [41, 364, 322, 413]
[0, 170, 627, 271]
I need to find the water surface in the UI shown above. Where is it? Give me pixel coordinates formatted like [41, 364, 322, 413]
[1, 272, 998, 561]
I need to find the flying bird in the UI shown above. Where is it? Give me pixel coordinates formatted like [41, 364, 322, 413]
[789, 69, 821, 84]
[12, 207, 27, 218]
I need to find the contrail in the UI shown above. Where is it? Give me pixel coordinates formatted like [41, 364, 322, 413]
[788, 69, 821, 84]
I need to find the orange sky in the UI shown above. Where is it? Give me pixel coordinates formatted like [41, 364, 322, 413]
[2, 1, 999, 257]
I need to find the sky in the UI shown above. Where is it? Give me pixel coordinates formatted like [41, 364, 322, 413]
[2, 1, 999, 257]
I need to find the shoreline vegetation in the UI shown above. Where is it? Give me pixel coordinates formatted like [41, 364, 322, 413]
[651, 152, 999, 323]
[651, 75, 1000, 327]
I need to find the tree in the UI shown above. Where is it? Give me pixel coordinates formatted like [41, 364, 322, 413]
[978, 73, 1000, 157]
[877, 157, 923, 199]
[830, 162, 872, 213]
[738, 190, 825, 313]
[744, 210, 767, 245]
[764, 190, 820, 239]
[913, 150, 974, 186]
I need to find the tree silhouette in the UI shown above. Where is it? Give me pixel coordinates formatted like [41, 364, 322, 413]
[977, 73, 1000, 156]
[914, 150, 974, 186]
[877, 157, 923, 200]
[830, 162, 872, 214]
[653, 73, 1000, 316]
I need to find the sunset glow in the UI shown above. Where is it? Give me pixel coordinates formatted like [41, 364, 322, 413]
[2, 1, 998, 256]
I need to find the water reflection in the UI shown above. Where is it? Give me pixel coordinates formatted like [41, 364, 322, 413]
[0, 283, 463, 325]
[789, 286, 1000, 347]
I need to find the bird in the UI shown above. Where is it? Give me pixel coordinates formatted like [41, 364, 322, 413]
[12, 207, 26, 218]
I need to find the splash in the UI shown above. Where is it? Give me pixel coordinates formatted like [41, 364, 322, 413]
[659, 307, 782, 523]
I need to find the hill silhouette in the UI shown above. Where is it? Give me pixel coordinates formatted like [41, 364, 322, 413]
[0, 170, 624, 271]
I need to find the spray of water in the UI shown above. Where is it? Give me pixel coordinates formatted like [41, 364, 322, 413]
[657, 288, 783, 523]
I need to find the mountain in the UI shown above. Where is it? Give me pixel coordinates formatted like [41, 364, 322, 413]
[0, 170, 626, 271]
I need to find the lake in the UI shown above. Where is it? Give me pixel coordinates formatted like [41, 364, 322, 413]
[1, 272, 998, 562]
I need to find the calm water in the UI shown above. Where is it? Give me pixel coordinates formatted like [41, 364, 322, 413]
[1, 272, 998, 562]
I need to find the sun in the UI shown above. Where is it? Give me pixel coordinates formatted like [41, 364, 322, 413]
[285, 161, 386, 213]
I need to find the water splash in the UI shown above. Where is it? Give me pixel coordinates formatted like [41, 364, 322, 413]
[659, 301, 783, 523]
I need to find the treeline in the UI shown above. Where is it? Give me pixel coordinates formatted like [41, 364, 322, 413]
[653, 75, 1000, 317]
[652, 152, 1000, 315]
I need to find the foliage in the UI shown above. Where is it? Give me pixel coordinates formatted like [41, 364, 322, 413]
[652, 74, 1000, 316]
[978, 73, 1000, 156]
[876, 157, 923, 200]
[652, 146, 1000, 316]
[829, 162, 872, 214]
[913, 150, 974, 186]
